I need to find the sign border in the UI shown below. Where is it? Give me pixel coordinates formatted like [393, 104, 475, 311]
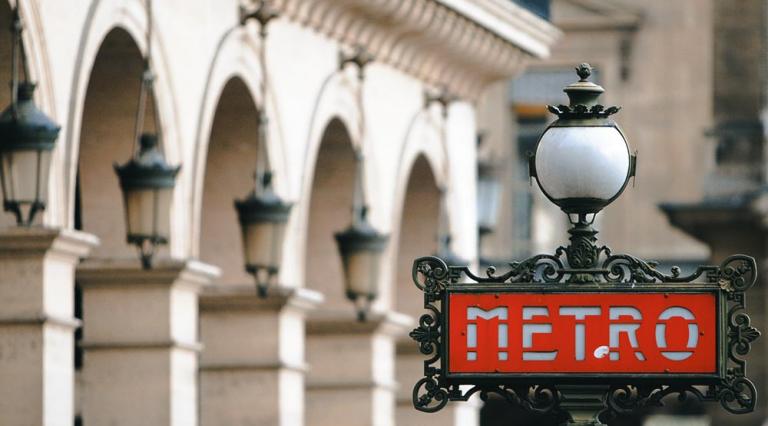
[408, 254, 760, 421]
[442, 286, 722, 383]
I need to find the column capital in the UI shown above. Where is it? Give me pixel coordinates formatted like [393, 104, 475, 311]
[307, 309, 413, 337]
[77, 257, 220, 290]
[0, 227, 97, 426]
[200, 284, 323, 313]
[0, 227, 99, 258]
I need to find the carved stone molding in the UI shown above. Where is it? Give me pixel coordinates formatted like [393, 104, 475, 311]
[272, 0, 561, 99]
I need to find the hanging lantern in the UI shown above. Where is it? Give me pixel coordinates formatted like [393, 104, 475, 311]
[335, 206, 389, 321]
[114, 134, 179, 268]
[0, 10, 60, 226]
[235, 172, 292, 297]
[0, 82, 59, 225]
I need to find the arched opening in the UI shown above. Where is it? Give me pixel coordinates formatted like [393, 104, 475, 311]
[73, 26, 150, 425]
[77, 27, 156, 258]
[304, 118, 356, 311]
[199, 77, 260, 285]
[393, 154, 443, 424]
[395, 155, 440, 315]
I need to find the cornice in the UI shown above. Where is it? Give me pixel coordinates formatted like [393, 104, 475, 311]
[273, 0, 561, 99]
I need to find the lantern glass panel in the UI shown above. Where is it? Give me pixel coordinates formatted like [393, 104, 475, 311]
[535, 126, 629, 201]
[0, 149, 46, 203]
[37, 150, 51, 203]
[342, 249, 381, 299]
[241, 219, 287, 270]
[123, 186, 172, 241]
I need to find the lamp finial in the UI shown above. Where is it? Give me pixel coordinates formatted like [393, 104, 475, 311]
[575, 63, 592, 81]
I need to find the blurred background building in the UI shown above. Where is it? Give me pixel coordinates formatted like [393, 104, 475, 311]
[0, 0, 766, 425]
[479, 0, 768, 425]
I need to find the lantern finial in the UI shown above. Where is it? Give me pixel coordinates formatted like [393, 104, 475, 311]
[575, 63, 592, 81]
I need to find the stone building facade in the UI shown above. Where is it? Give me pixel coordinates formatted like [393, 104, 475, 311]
[0, 1, 559, 426]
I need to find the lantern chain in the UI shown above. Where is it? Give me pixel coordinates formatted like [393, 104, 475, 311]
[132, 0, 161, 160]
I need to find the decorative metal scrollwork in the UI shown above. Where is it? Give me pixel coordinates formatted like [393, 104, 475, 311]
[547, 104, 621, 120]
[409, 248, 760, 421]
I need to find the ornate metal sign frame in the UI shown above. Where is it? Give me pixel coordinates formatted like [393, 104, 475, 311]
[409, 251, 760, 422]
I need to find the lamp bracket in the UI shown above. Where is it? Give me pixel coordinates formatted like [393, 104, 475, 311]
[339, 46, 374, 79]
[240, 0, 280, 33]
[424, 88, 456, 110]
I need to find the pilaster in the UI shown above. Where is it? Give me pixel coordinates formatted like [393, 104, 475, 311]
[199, 284, 322, 426]
[77, 258, 218, 426]
[305, 311, 411, 426]
[0, 227, 98, 426]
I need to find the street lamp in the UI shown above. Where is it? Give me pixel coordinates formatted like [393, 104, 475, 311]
[409, 63, 760, 425]
[114, 134, 179, 269]
[335, 153, 389, 321]
[0, 9, 60, 226]
[530, 63, 636, 223]
[529, 63, 635, 277]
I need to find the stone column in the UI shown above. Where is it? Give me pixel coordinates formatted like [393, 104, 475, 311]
[77, 258, 218, 426]
[0, 227, 98, 426]
[199, 285, 322, 426]
[305, 311, 411, 426]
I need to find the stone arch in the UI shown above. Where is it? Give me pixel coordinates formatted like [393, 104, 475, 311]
[75, 27, 164, 259]
[303, 117, 357, 309]
[394, 154, 441, 314]
[392, 154, 443, 424]
[189, 25, 290, 258]
[63, 0, 181, 253]
[377, 107, 448, 308]
[198, 76, 263, 285]
[288, 72, 367, 289]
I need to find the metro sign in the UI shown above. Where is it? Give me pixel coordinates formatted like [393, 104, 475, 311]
[448, 292, 716, 375]
[409, 255, 760, 419]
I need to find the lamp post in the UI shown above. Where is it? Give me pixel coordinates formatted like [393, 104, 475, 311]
[529, 63, 636, 281]
[0, 8, 60, 226]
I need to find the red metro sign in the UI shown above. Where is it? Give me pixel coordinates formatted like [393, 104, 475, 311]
[408, 255, 761, 418]
[448, 293, 716, 375]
